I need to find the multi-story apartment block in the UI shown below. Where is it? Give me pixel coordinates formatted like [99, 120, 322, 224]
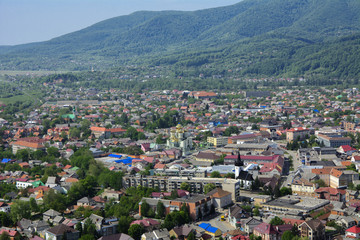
[123, 176, 240, 201]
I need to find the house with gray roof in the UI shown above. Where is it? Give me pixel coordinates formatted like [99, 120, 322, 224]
[45, 224, 80, 240]
[141, 229, 170, 240]
[43, 209, 61, 223]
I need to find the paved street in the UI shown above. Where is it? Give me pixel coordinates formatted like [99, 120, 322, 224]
[282, 149, 302, 188]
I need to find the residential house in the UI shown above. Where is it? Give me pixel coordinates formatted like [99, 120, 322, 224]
[98, 233, 134, 240]
[315, 187, 346, 202]
[345, 225, 360, 239]
[330, 169, 358, 188]
[206, 188, 232, 208]
[84, 214, 118, 236]
[18, 218, 50, 235]
[101, 189, 124, 201]
[228, 204, 250, 228]
[291, 178, 317, 197]
[77, 197, 95, 206]
[141, 229, 170, 240]
[337, 216, 357, 229]
[46, 177, 59, 188]
[253, 223, 278, 240]
[43, 209, 61, 223]
[45, 224, 80, 240]
[130, 219, 160, 232]
[298, 219, 325, 240]
[346, 190, 359, 202]
[16, 179, 33, 189]
[338, 145, 357, 155]
[0, 202, 10, 213]
[169, 225, 194, 240]
[241, 218, 262, 234]
[0, 229, 20, 240]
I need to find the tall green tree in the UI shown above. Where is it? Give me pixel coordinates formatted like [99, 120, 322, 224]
[180, 182, 190, 191]
[270, 216, 284, 226]
[118, 216, 133, 234]
[10, 200, 31, 223]
[128, 224, 144, 240]
[204, 183, 216, 194]
[156, 201, 166, 219]
[210, 171, 221, 178]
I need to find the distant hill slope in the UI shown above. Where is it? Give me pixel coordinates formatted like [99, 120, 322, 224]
[1, 0, 360, 77]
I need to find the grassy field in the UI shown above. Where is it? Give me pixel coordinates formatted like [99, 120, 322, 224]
[0, 90, 43, 104]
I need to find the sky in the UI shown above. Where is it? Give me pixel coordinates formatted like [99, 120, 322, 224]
[0, 0, 240, 46]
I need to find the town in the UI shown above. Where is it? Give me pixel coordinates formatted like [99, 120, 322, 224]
[0, 85, 360, 240]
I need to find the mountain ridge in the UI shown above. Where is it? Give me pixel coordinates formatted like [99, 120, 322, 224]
[0, 0, 360, 79]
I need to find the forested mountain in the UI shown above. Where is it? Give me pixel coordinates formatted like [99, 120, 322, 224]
[1, 0, 360, 79]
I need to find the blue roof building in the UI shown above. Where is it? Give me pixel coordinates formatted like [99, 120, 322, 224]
[198, 223, 221, 236]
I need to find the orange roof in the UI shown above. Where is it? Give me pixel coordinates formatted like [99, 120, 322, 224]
[211, 188, 231, 198]
[90, 126, 106, 132]
[36, 192, 44, 199]
[109, 128, 126, 133]
[63, 165, 72, 169]
[58, 172, 67, 177]
[195, 91, 217, 97]
[154, 163, 166, 169]
[65, 178, 79, 183]
[19, 162, 30, 167]
[312, 168, 332, 175]
[330, 168, 343, 178]
[341, 161, 353, 167]
[28, 186, 50, 193]
[315, 187, 346, 195]
[282, 218, 305, 226]
[11, 140, 44, 149]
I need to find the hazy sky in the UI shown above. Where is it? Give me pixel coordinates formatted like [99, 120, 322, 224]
[0, 0, 240, 46]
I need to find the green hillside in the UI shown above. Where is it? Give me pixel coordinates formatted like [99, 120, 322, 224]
[0, 0, 360, 79]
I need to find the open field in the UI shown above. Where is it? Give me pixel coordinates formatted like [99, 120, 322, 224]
[0, 91, 42, 104]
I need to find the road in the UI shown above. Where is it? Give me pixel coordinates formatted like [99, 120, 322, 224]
[282, 149, 302, 188]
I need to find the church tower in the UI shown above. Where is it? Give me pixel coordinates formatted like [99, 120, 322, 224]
[235, 149, 243, 179]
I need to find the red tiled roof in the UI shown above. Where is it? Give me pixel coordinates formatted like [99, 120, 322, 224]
[131, 219, 160, 227]
[330, 168, 343, 178]
[154, 163, 166, 169]
[315, 187, 346, 195]
[109, 128, 127, 133]
[11, 140, 44, 149]
[282, 218, 305, 226]
[346, 226, 360, 234]
[0, 229, 18, 237]
[90, 126, 106, 132]
[254, 223, 277, 234]
[312, 168, 332, 175]
[287, 127, 308, 132]
[340, 145, 356, 152]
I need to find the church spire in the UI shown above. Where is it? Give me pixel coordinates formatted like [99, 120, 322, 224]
[235, 148, 243, 167]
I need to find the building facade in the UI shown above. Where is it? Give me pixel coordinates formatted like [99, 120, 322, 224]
[123, 176, 240, 201]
